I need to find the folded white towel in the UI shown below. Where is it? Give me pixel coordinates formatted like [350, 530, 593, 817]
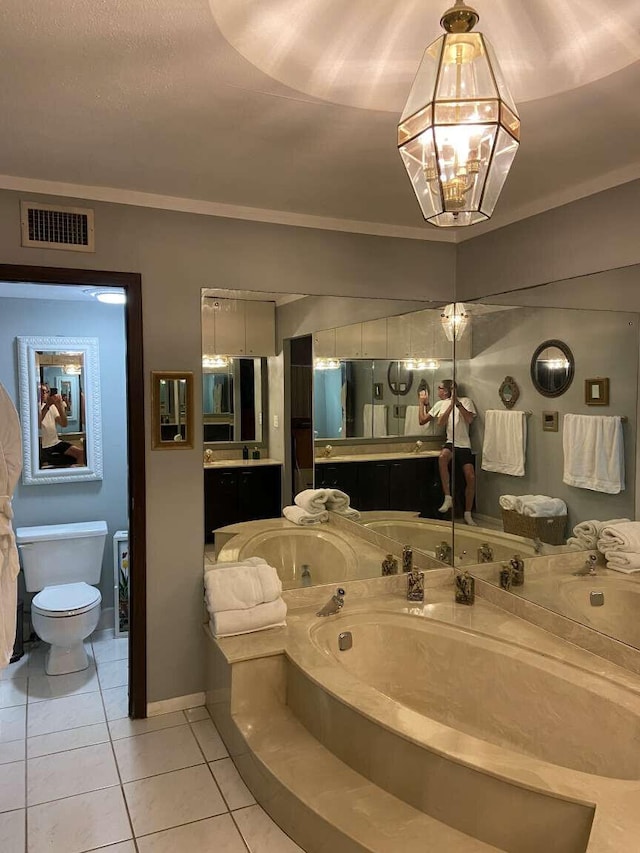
[563, 414, 625, 494]
[481, 410, 527, 477]
[566, 518, 631, 549]
[294, 488, 330, 514]
[363, 403, 388, 438]
[283, 505, 329, 525]
[499, 495, 520, 511]
[603, 552, 640, 573]
[325, 488, 349, 511]
[204, 562, 282, 613]
[597, 522, 640, 554]
[210, 598, 288, 638]
[332, 506, 361, 520]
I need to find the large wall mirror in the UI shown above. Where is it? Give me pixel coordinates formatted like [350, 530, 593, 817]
[17, 336, 103, 484]
[202, 357, 265, 444]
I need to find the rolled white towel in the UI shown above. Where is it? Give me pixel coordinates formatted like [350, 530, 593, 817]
[333, 506, 361, 520]
[521, 497, 567, 517]
[325, 489, 350, 511]
[499, 495, 519, 511]
[569, 518, 631, 549]
[603, 551, 640, 573]
[597, 521, 640, 554]
[204, 563, 282, 613]
[210, 598, 288, 638]
[294, 488, 330, 514]
[283, 505, 329, 526]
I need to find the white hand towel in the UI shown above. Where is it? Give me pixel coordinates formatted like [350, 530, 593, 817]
[404, 406, 430, 436]
[363, 403, 388, 438]
[481, 410, 527, 477]
[597, 522, 640, 554]
[283, 505, 329, 525]
[521, 497, 567, 517]
[210, 598, 288, 638]
[563, 414, 625, 494]
[603, 552, 640, 573]
[294, 489, 330, 513]
[204, 563, 282, 613]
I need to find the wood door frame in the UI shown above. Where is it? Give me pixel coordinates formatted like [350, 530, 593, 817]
[0, 263, 147, 718]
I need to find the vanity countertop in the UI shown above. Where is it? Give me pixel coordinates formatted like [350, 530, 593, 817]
[204, 458, 283, 469]
[315, 450, 440, 464]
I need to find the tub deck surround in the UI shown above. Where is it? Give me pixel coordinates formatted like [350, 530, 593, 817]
[205, 578, 640, 853]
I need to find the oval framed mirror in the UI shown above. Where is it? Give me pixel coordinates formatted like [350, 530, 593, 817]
[530, 339, 575, 398]
[387, 361, 413, 396]
[498, 376, 520, 409]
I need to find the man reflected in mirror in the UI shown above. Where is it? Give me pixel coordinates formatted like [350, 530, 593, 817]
[39, 383, 84, 466]
[418, 379, 477, 525]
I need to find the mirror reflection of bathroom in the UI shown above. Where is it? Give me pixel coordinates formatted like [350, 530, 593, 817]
[0, 282, 131, 708]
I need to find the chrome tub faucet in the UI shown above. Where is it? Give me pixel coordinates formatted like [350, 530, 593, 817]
[317, 588, 346, 617]
[573, 555, 598, 576]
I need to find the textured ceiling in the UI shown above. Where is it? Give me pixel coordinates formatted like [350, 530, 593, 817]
[0, 0, 638, 241]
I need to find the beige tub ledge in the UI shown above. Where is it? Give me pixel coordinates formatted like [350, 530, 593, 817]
[205, 583, 640, 853]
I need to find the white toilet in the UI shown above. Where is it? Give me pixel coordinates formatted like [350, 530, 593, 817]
[15, 520, 108, 676]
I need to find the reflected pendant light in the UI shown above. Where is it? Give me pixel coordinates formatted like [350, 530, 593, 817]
[441, 302, 469, 341]
[398, 1, 520, 227]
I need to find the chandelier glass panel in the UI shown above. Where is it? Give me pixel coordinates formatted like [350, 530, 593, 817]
[398, 4, 520, 227]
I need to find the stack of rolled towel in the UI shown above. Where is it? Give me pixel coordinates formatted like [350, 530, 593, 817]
[204, 556, 287, 637]
[566, 518, 630, 550]
[499, 494, 567, 517]
[283, 488, 360, 525]
[597, 522, 640, 573]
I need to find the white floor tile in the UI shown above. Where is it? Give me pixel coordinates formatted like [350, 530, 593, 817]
[113, 724, 204, 783]
[108, 710, 185, 741]
[27, 741, 119, 806]
[184, 706, 209, 723]
[95, 842, 137, 853]
[0, 760, 25, 813]
[210, 758, 256, 810]
[27, 785, 132, 853]
[0, 808, 25, 852]
[137, 813, 248, 853]
[190, 718, 229, 761]
[92, 636, 129, 664]
[0, 738, 24, 765]
[28, 666, 99, 704]
[123, 764, 226, 837]
[0, 656, 30, 680]
[27, 722, 110, 759]
[102, 686, 129, 721]
[91, 627, 115, 642]
[0, 705, 26, 743]
[233, 805, 305, 852]
[27, 692, 105, 738]
[0, 677, 27, 708]
[97, 658, 129, 690]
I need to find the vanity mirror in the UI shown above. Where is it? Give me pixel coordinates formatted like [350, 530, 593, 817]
[16, 336, 103, 484]
[151, 371, 194, 450]
[530, 339, 575, 398]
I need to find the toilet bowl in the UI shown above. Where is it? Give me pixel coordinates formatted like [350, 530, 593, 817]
[31, 582, 102, 675]
[15, 520, 108, 676]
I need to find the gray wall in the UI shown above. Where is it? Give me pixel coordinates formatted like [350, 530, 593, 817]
[458, 306, 638, 530]
[0, 297, 128, 609]
[0, 187, 455, 704]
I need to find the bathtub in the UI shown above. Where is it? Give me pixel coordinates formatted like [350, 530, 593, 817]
[362, 517, 539, 564]
[309, 610, 640, 781]
[216, 527, 358, 588]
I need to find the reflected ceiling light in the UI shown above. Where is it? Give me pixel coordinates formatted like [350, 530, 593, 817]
[441, 302, 469, 341]
[314, 358, 341, 371]
[84, 288, 126, 304]
[202, 355, 231, 369]
[398, 1, 520, 227]
[404, 358, 440, 371]
[63, 364, 81, 375]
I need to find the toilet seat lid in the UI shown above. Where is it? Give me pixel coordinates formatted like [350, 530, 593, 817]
[32, 583, 101, 617]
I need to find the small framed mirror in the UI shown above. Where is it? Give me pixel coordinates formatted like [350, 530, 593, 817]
[498, 375, 520, 409]
[530, 339, 575, 398]
[151, 371, 194, 449]
[387, 361, 413, 396]
[16, 336, 103, 484]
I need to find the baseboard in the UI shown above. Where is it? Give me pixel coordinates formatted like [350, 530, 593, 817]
[147, 691, 205, 717]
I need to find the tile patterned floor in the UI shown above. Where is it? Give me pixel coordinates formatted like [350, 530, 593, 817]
[0, 630, 305, 852]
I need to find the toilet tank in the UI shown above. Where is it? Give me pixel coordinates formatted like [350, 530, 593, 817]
[15, 521, 108, 592]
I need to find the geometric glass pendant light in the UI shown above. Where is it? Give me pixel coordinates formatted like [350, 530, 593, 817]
[398, 1, 520, 227]
[441, 302, 470, 341]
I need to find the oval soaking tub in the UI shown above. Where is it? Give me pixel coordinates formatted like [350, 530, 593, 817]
[309, 610, 640, 781]
[362, 517, 539, 563]
[217, 527, 358, 588]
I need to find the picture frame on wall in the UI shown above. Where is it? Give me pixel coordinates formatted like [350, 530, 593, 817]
[585, 378, 610, 406]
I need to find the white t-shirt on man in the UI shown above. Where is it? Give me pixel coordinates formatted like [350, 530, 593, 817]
[429, 397, 476, 448]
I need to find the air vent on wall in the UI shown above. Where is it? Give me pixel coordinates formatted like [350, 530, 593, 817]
[20, 201, 95, 252]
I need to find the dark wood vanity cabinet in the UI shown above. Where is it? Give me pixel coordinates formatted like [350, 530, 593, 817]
[204, 464, 282, 542]
[315, 456, 443, 515]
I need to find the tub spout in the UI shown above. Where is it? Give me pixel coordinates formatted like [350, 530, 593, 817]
[317, 588, 346, 617]
[573, 555, 598, 576]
